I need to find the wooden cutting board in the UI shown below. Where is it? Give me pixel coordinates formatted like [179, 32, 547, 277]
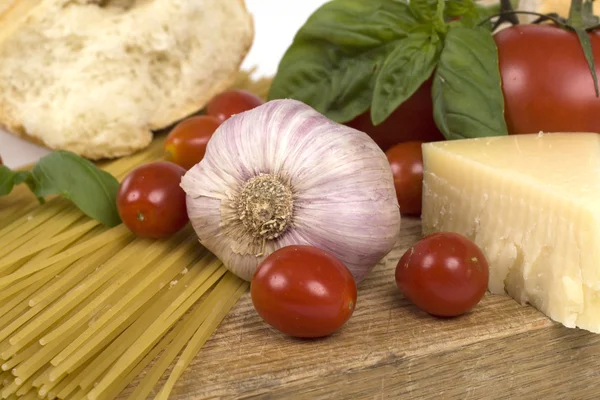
[114, 217, 600, 400]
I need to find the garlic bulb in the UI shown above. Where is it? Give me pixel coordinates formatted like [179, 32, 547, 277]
[181, 99, 401, 282]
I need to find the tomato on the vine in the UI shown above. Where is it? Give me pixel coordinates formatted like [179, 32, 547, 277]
[495, 24, 600, 134]
[395, 232, 489, 317]
[206, 89, 265, 122]
[164, 116, 221, 170]
[250, 245, 357, 338]
[117, 161, 188, 239]
[346, 77, 444, 151]
[385, 141, 424, 216]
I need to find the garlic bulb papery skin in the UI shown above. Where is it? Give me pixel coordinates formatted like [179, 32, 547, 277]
[181, 99, 401, 283]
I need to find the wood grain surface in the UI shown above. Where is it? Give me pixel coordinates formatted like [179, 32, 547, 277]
[116, 218, 600, 400]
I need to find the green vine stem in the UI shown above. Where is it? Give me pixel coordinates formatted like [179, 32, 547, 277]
[478, 0, 599, 97]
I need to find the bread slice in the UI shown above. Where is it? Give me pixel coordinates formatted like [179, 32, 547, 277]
[0, 0, 254, 159]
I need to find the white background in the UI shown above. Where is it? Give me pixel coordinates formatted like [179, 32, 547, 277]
[0, 0, 329, 168]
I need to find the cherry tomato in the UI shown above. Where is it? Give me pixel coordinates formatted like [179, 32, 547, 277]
[494, 25, 600, 134]
[250, 245, 357, 338]
[0, 154, 3, 165]
[117, 161, 188, 239]
[395, 232, 489, 317]
[164, 115, 221, 170]
[206, 89, 265, 122]
[346, 77, 445, 151]
[385, 141, 424, 216]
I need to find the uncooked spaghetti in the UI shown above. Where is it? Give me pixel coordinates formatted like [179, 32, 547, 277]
[0, 71, 269, 400]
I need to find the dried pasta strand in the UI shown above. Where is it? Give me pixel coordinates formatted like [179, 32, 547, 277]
[0, 198, 68, 252]
[2, 263, 119, 361]
[85, 262, 227, 400]
[68, 387, 86, 400]
[0, 201, 37, 228]
[32, 365, 52, 390]
[0, 219, 99, 283]
[40, 359, 91, 400]
[98, 303, 193, 400]
[0, 252, 73, 306]
[0, 254, 80, 346]
[42, 235, 170, 350]
[0, 205, 84, 265]
[0, 228, 111, 346]
[94, 272, 229, 400]
[27, 234, 130, 308]
[53, 234, 200, 369]
[1, 340, 41, 372]
[12, 323, 87, 385]
[46, 359, 92, 400]
[61, 259, 225, 388]
[0, 287, 37, 330]
[21, 236, 146, 349]
[0, 218, 87, 289]
[74, 256, 205, 392]
[0, 371, 12, 386]
[0, 377, 19, 399]
[0, 224, 130, 289]
[156, 276, 248, 400]
[15, 367, 45, 397]
[127, 272, 243, 400]
[0, 244, 112, 354]
[102, 147, 163, 180]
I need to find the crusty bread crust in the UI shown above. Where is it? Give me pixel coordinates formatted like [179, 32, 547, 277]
[0, 0, 254, 160]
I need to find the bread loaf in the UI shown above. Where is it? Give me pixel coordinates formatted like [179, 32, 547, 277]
[0, 0, 254, 159]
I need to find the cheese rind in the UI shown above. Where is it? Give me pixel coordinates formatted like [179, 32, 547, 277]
[421, 133, 600, 332]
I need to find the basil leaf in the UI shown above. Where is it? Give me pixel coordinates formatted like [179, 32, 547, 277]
[432, 26, 508, 140]
[29, 151, 121, 227]
[269, 40, 395, 123]
[268, 0, 421, 123]
[295, 0, 420, 49]
[371, 32, 442, 125]
[444, 0, 477, 19]
[0, 166, 31, 196]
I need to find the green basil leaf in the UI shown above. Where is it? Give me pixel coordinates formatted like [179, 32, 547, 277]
[432, 26, 508, 140]
[445, 0, 501, 30]
[268, 0, 421, 123]
[29, 151, 121, 227]
[0, 166, 31, 196]
[444, 0, 477, 19]
[269, 40, 395, 123]
[371, 32, 442, 125]
[295, 0, 421, 49]
[409, 0, 438, 23]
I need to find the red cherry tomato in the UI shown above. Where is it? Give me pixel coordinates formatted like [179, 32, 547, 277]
[0, 154, 3, 165]
[164, 115, 221, 170]
[117, 161, 188, 239]
[346, 77, 444, 151]
[206, 89, 265, 122]
[395, 232, 489, 317]
[250, 245, 357, 338]
[494, 25, 600, 134]
[385, 141, 424, 216]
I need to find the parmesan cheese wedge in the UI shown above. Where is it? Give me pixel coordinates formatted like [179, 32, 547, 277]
[421, 132, 600, 333]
